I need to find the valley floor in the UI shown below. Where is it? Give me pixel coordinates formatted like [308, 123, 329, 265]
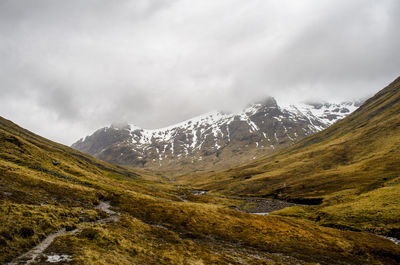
[3, 186, 400, 265]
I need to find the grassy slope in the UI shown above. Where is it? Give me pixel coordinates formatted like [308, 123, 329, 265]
[178, 77, 400, 237]
[0, 117, 399, 264]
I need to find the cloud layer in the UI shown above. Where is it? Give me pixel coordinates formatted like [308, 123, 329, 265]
[1, 0, 399, 144]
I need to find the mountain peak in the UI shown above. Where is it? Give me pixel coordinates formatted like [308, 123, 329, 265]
[110, 122, 130, 130]
[254, 96, 278, 108]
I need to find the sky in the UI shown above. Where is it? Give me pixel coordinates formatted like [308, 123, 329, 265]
[0, 0, 399, 145]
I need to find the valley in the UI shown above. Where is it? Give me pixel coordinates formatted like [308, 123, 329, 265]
[1, 1, 399, 264]
[0, 76, 399, 264]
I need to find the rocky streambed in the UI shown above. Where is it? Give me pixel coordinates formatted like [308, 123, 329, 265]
[236, 197, 299, 215]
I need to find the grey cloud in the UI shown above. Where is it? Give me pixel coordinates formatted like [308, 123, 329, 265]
[34, 83, 81, 121]
[0, 0, 399, 144]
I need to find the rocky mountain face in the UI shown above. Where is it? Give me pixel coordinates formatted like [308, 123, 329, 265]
[72, 97, 362, 172]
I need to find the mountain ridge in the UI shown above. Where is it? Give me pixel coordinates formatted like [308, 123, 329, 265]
[72, 97, 361, 172]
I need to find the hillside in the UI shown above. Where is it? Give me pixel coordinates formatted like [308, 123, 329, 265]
[178, 76, 400, 238]
[1, 114, 399, 264]
[72, 98, 360, 173]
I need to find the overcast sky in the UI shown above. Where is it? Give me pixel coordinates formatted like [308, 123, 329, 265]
[1, 0, 399, 145]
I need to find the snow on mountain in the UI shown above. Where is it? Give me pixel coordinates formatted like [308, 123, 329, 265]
[129, 111, 234, 147]
[72, 98, 361, 172]
[281, 101, 360, 127]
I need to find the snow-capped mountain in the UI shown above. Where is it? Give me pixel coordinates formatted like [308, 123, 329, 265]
[71, 98, 362, 172]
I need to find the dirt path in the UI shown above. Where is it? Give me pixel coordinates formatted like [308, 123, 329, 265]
[95, 201, 120, 223]
[7, 229, 71, 265]
[7, 201, 120, 265]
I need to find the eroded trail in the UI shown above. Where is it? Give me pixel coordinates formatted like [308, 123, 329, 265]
[95, 201, 121, 223]
[8, 201, 120, 265]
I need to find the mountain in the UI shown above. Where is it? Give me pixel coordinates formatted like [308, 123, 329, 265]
[179, 76, 400, 239]
[1, 115, 399, 264]
[72, 98, 361, 172]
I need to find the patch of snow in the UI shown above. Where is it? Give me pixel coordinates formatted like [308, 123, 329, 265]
[252, 212, 269, 216]
[191, 190, 207, 195]
[46, 254, 72, 263]
[274, 132, 278, 141]
[380, 235, 400, 245]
